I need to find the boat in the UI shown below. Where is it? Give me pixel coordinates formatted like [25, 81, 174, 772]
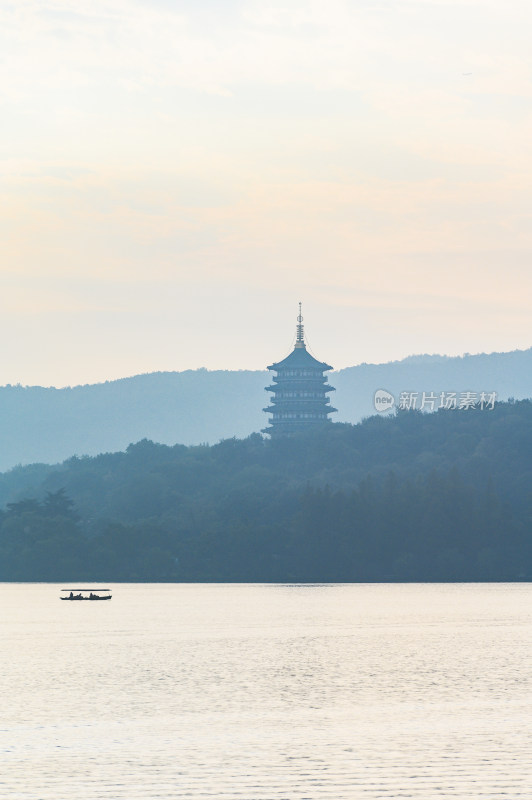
[61, 589, 112, 601]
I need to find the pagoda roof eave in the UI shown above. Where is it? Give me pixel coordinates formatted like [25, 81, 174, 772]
[268, 349, 333, 371]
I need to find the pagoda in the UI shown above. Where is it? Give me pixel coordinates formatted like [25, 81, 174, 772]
[263, 304, 337, 437]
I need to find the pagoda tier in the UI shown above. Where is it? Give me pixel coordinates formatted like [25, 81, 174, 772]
[262, 304, 336, 437]
[267, 375, 334, 387]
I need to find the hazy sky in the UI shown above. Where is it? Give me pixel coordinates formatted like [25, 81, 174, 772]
[2, 0, 532, 386]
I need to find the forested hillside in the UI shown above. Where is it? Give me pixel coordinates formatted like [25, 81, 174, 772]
[1, 400, 531, 582]
[1, 347, 531, 471]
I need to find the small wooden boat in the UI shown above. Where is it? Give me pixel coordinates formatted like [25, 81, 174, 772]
[61, 589, 112, 601]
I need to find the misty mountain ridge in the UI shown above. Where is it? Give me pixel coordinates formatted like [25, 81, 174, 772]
[1, 346, 531, 472]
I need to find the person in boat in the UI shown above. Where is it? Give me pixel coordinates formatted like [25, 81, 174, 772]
[69, 591, 73, 599]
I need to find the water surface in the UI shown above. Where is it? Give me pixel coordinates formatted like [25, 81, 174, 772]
[1, 583, 531, 798]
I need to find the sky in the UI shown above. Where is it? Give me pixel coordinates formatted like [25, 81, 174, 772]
[2, 0, 532, 386]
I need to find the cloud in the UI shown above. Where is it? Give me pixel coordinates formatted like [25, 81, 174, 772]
[2, 0, 532, 383]
[1, 0, 526, 98]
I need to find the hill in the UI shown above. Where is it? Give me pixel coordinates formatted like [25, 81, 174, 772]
[1, 399, 531, 582]
[1, 347, 532, 472]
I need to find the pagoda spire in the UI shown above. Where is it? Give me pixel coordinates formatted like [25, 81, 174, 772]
[295, 301, 305, 349]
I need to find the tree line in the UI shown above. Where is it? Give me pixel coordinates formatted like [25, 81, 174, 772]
[1, 399, 531, 581]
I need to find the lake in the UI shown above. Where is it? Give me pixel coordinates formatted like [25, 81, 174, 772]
[1, 583, 530, 799]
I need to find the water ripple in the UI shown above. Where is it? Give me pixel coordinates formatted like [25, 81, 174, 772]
[1, 583, 531, 799]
